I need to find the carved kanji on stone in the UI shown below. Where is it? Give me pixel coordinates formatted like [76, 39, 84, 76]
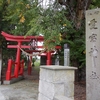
[88, 19, 97, 29]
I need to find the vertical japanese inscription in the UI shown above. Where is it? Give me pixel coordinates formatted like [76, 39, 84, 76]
[88, 18, 99, 79]
[88, 19, 97, 30]
[86, 9, 100, 100]
[89, 33, 97, 42]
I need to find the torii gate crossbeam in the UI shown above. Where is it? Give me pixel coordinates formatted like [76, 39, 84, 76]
[1, 31, 61, 82]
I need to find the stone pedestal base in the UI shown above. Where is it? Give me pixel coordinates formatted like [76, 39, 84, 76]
[3, 76, 24, 84]
[38, 65, 77, 100]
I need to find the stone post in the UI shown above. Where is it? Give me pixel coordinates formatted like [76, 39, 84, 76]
[86, 8, 100, 100]
[38, 65, 77, 100]
[64, 44, 70, 66]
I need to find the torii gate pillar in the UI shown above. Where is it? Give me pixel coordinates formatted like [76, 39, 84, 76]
[14, 42, 21, 78]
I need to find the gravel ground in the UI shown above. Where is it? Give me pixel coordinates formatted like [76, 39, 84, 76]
[25, 69, 86, 100]
[75, 82, 86, 100]
[1, 69, 86, 100]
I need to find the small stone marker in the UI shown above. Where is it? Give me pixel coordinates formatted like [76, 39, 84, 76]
[86, 8, 100, 100]
[64, 44, 70, 66]
[55, 55, 59, 65]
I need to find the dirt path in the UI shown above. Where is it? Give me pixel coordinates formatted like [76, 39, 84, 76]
[1, 69, 86, 100]
[75, 82, 86, 100]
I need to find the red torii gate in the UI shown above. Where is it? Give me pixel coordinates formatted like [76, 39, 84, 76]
[1, 31, 61, 81]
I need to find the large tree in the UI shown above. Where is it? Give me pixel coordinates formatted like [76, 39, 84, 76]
[3, 0, 73, 50]
[2, 0, 99, 68]
[1, 0, 99, 81]
[57, 0, 92, 29]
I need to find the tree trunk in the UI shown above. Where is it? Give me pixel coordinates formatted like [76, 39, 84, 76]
[74, 0, 92, 29]
[58, 0, 92, 29]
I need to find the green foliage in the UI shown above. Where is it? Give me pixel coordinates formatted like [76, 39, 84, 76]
[90, 0, 100, 8]
[59, 25, 85, 68]
[2, 0, 96, 69]
[34, 59, 40, 67]
[28, 8, 72, 50]
[3, 0, 40, 35]
[3, 1, 72, 51]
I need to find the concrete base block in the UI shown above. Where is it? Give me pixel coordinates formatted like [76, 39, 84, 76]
[3, 76, 24, 84]
[39, 80, 64, 99]
[54, 95, 73, 100]
[38, 93, 51, 100]
[38, 65, 76, 100]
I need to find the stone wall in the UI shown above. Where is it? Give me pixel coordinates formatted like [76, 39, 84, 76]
[38, 65, 77, 100]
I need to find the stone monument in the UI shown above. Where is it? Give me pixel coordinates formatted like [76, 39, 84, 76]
[86, 8, 100, 100]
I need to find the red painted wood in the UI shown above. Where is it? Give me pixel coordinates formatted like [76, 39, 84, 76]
[19, 60, 24, 75]
[1, 31, 44, 41]
[28, 56, 32, 75]
[7, 45, 43, 48]
[1, 31, 61, 81]
[14, 42, 21, 78]
[6, 59, 12, 80]
[46, 52, 51, 65]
